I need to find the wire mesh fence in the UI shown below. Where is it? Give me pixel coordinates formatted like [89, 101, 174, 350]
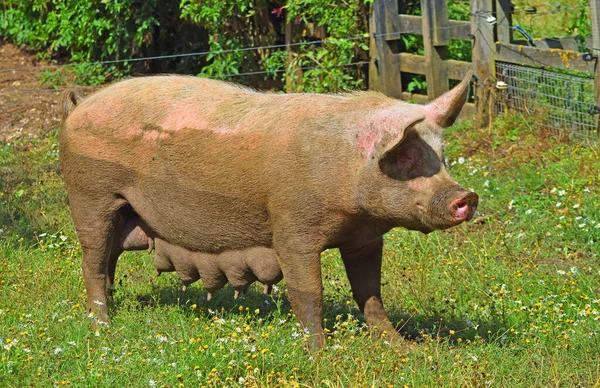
[495, 62, 598, 142]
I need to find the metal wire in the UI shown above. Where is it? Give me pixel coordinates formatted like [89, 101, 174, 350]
[0, 61, 370, 96]
[0, 21, 479, 75]
[495, 62, 597, 141]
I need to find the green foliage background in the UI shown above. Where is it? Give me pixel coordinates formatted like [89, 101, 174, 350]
[0, 0, 373, 92]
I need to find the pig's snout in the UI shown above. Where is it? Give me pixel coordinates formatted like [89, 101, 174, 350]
[449, 192, 479, 222]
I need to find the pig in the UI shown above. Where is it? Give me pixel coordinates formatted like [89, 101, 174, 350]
[155, 242, 283, 299]
[218, 247, 283, 298]
[59, 72, 478, 351]
[109, 213, 283, 300]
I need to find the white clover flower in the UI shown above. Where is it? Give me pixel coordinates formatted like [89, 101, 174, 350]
[557, 270, 566, 275]
[555, 202, 562, 208]
[573, 203, 580, 209]
[93, 300, 104, 306]
[149, 379, 156, 387]
[550, 187, 557, 194]
[525, 209, 533, 214]
[54, 347, 63, 355]
[458, 157, 465, 164]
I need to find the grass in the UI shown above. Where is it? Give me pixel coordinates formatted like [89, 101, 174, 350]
[511, 0, 591, 42]
[1, 114, 600, 387]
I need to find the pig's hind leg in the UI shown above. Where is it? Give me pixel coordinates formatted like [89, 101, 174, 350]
[68, 195, 128, 325]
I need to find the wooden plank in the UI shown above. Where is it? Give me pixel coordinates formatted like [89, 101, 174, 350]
[471, 0, 496, 127]
[373, 0, 403, 98]
[368, 8, 381, 91]
[496, 43, 595, 73]
[431, 0, 450, 46]
[401, 92, 430, 104]
[396, 15, 470, 41]
[397, 54, 470, 81]
[446, 20, 473, 41]
[398, 53, 427, 75]
[397, 15, 421, 36]
[496, 0, 513, 44]
[512, 37, 586, 51]
[591, 0, 600, 135]
[421, 0, 449, 99]
[446, 59, 472, 80]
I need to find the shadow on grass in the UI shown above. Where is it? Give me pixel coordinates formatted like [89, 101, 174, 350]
[111, 280, 510, 347]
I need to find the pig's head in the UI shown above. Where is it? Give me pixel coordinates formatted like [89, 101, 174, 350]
[357, 72, 478, 234]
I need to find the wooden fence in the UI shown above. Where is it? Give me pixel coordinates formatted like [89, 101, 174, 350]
[369, 0, 600, 131]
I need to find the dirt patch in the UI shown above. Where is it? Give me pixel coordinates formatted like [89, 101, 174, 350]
[0, 41, 65, 142]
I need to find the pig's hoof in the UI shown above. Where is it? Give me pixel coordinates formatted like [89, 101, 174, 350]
[181, 285, 187, 292]
[385, 332, 415, 352]
[206, 292, 213, 301]
[233, 290, 240, 299]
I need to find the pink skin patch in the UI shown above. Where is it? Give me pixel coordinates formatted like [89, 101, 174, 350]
[68, 95, 124, 129]
[356, 107, 425, 157]
[142, 130, 160, 142]
[160, 101, 208, 132]
[123, 124, 143, 140]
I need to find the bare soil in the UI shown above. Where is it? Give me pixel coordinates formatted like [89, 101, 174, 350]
[0, 41, 63, 142]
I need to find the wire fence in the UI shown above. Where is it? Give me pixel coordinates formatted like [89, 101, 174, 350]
[1, 3, 598, 143]
[495, 61, 597, 142]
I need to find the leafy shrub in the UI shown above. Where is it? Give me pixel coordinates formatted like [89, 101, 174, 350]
[2, 0, 372, 92]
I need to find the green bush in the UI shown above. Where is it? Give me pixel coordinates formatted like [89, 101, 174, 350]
[1, 0, 372, 92]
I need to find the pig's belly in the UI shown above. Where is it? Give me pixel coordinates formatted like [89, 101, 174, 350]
[121, 179, 273, 253]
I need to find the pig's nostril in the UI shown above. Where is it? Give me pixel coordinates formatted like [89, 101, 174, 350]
[450, 197, 474, 221]
[454, 201, 467, 210]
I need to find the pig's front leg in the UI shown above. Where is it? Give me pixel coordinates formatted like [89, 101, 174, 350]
[273, 235, 325, 352]
[340, 237, 400, 344]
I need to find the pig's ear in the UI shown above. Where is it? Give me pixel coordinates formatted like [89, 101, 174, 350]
[372, 114, 424, 159]
[424, 70, 472, 128]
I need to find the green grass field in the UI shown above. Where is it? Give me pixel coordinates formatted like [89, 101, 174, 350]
[1, 114, 599, 387]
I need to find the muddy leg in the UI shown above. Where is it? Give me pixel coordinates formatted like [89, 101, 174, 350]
[69, 196, 123, 324]
[340, 237, 399, 343]
[273, 235, 324, 352]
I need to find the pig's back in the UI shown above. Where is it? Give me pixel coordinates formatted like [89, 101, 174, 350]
[60, 76, 368, 251]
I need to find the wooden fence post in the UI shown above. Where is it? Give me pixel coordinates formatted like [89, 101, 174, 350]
[496, 0, 513, 44]
[591, 0, 600, 137]
[421, 0, 449, 99]
[471, 0, 496, 127]
[373, 0, 403, 98]
[369, 7, 381, 91]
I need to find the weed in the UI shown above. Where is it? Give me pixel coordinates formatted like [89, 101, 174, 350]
[1, 113, 599, 386]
